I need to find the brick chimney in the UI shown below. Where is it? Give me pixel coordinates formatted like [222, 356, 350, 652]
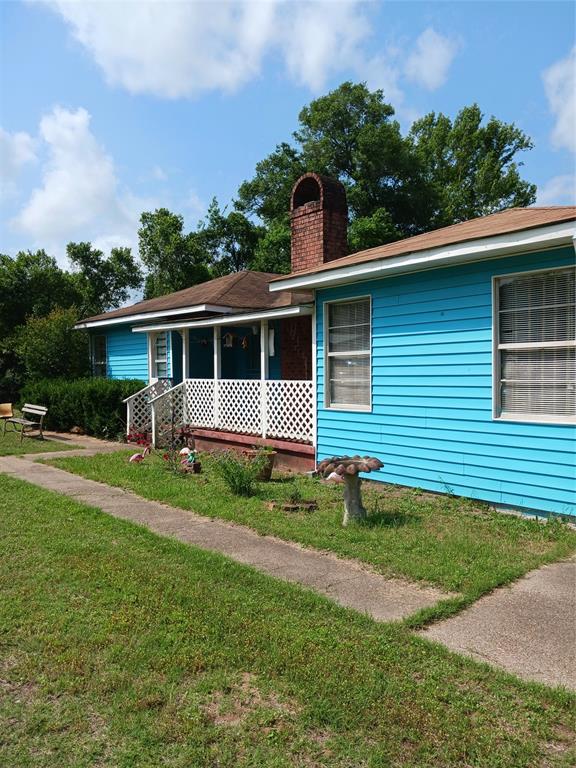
[290, 173, 348, 272]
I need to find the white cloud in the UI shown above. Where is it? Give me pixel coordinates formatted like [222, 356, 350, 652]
[152, 165, 168, 182]
[405, 27, 459, 91]
[537, 174, 576, 205]
[38, 1, 457, 102]
[282, 2, 370, 91]
[0, 127, 37, 200]
[543, 47, 576, 153]
[12, 106, 149, 261]
[40, 0, 279, 97]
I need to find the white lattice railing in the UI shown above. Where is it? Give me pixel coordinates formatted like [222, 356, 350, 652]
[124, 378, 172, 437]
[150, 378, 314, 447]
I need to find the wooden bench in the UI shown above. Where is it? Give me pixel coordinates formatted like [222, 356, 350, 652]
[3, 404, 48, 442]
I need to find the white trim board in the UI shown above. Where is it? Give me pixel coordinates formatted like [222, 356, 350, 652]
[269, 222, 576, 292]
[132, 305, 313, 333]
[74, 304, 236, 329]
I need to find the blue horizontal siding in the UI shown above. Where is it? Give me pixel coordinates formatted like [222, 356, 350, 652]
[100, 326, 149, 381]
[316, 246, 576, 516]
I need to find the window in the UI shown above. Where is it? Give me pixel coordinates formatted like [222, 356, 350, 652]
[154, 332, 169, 378]
[92, 335, 107, 377]
[494, 267, 575, 423]
[325, 298, 371, 409]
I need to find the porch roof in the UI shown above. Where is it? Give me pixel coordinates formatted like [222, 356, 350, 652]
[131, 304, 313, 333]
[76, 271, 313, 329]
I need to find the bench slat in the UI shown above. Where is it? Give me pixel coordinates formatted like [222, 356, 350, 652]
[22, 404, 48, 415]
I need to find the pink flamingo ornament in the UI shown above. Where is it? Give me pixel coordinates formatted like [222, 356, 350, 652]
[129, 445, 150, 463]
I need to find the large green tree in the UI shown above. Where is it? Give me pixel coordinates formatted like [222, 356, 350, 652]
[409, 104, 536, 228]
[138, 208, 211, 298]
[67, 242, 143, 317]
[199, 199, 264, 275]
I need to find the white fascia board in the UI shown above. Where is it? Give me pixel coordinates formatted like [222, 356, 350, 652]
[74, 304, 236, 330]
[132, 305, 313, 333]
[269, 221, 576, 292]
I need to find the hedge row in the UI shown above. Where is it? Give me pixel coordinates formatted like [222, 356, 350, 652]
[19, 378, 146, 439]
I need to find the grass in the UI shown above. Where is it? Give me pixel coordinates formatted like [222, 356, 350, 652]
[1, 473, 575, 768]
[48, 450, 576, 622]
[0, 429, 76, 456]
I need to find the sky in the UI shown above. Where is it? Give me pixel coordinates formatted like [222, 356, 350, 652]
[1, 0, 575, 266]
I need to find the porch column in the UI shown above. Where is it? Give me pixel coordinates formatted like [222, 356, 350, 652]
[181, 328, 189, 379]
[213, 326, 221, 428]
[260, 319, 268, 438]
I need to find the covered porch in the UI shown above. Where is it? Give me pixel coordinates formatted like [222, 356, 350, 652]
[126, 305, 316, 468]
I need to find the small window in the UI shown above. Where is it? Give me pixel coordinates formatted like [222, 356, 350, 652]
[494, 267, 575, 423]
[92, 335, 107, 377]
[325, 298, 371, 409]
[154, 332, 169, 379]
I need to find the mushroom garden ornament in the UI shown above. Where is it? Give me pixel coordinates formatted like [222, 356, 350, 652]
[317, 455, 384, 526]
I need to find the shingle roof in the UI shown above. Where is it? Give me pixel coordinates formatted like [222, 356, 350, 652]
[81, 271, 312, 324]
[272, 206, 576, 281]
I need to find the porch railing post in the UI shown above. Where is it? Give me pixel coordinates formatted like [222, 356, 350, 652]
[151, 401, 157, 447]
[213, 326, 221, 430]
[126, 400, 131, 437]
[261, 380, 267, 438]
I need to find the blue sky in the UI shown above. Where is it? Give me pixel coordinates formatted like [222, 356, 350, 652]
[1, 0, 574, 265]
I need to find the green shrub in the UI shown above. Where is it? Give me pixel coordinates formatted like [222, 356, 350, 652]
[213, 450, 268, 497]
[19, 378, 146, 439]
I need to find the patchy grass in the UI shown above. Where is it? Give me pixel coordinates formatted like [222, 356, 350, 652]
[48, 450, 576, 615]
[0, 474, 575, 768]
[0, 429, 75, 456]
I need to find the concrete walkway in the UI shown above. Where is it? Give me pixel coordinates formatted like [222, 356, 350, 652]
[420, 558, 576, 690]
[0, 452, 449, 622]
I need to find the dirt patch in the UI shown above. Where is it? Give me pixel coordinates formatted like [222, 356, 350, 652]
[203, 672, 298, 727]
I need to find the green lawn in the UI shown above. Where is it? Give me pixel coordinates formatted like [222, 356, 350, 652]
[0, 474, 574, 768]
[48, 450, 576, 621]
[0, 429, 76, 456]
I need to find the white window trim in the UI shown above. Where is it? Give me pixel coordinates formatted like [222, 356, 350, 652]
[323, 295, 372, 412]
[492, 265, 576, 425]
[148, 331, 170, 382]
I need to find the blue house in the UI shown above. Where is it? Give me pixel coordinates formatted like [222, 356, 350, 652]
[77, 174, 575, 516]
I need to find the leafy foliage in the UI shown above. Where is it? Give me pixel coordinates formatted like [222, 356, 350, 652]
[19, 377, 145, 438]
[409, 104, 537, 228]
[0, 245, 144, 400]
[212, 450, 268, 496]
[66, 241, 143, 316]
[138, 208, 210, 298]
[13, 307, 90, 381]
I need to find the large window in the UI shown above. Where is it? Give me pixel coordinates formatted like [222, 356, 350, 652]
[153, 332, 169, 379]
[325, 298, 371, 409]
[92, 335, 107, 377]
[494, 266, 575, 423]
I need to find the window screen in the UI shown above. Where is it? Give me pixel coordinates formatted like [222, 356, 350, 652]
[154, 332, 168, 378]
[326, 299, 371, 408]
[92, 335, 107, 377]
[495, 267, 575, 421]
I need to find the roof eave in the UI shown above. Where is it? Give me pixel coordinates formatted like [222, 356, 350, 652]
[74, 303, 237, 330]
[269, 221, 576, 292]
[131, 304, 313, 333]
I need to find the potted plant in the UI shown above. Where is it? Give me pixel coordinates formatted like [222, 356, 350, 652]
[243, 445, 277, 481]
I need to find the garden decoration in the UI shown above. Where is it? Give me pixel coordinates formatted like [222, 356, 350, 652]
[179, 446, 202, 473]
[317, 455, 384, 526]
[129, 445, 151, 463]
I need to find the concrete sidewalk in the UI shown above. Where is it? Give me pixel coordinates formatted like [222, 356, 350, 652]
[420, 558, 576, 690]
[0, 453, 449, 622]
